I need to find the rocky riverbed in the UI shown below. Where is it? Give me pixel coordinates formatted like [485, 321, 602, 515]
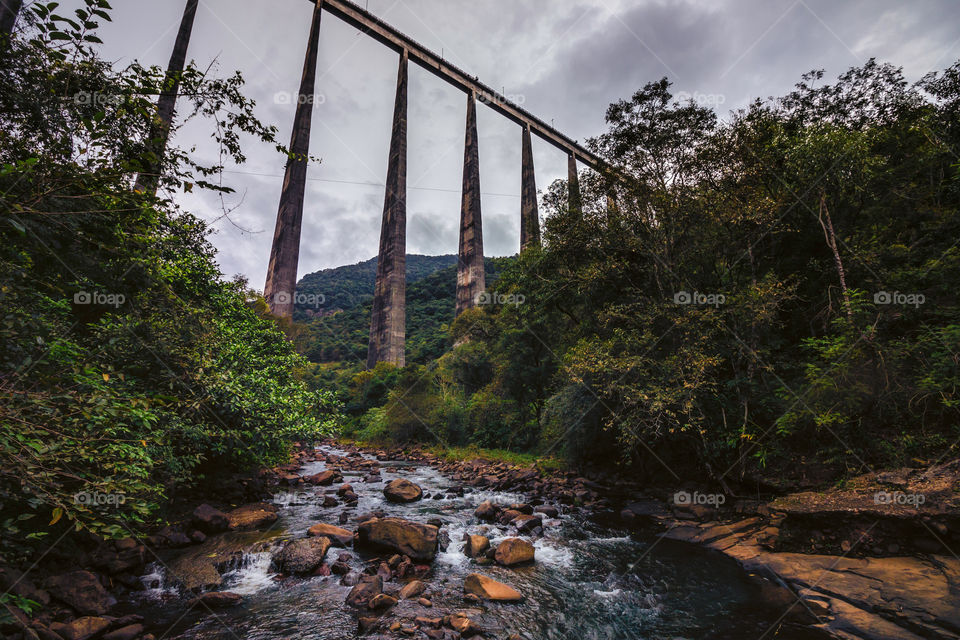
[4, 441, 959, 640]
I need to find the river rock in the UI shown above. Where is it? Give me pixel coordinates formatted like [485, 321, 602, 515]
[49, 616, 111, 640]
[45, 571, 116, 615]
[103, 624, 145, 640]
[399, 579, 427, 599]
[346, 575, 383, 608]
[464, 573, 523, 601]
[464, 535, 490, 558]
[191, 503, 230, 534]
[369, 593, 398, 610]
[446, 611, 482, 635]
[512, 514, 542, 533]
[305, 469, 341, 486]
[534, 505, 559, 518]
[307, 523, 354, 546]
[383, 478, 424, 503]
[276, 537, 331, 575]
[227, 503, 279, 530]
[474, 500, 498, 521]
[356, 517, 438, 561]
[494, 538, 535, 567]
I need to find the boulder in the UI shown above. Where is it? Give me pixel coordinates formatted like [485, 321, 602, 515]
[45, 571, 116, 615]
[226, 503, 278, 530]
[464, 535, 490, 558]
[345, 575, 382, 608]
[474, 500, 498, 521]
[369, 593, 398, 610]
[383, 478, 424, 503]
[356, 518, 438, 562]
[399, 580, 426, 600]
[513, 514, 542, 533]
[276, 537, 331, 575]
[103, 624, 145, 640]
[305, 469, 340, 486]
[307, 523, 354, 547]
[494, 538, 535, 567]
[189, 591, 243, 608]
[447, 611, 482, 635]
[463, 573, 523, 602]
[49, 616, 111, 640]
[192, 504, 230, 534]
[534, 505, 559, 518]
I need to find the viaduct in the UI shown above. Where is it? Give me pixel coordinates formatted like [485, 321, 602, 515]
[0, 0, 615, 368]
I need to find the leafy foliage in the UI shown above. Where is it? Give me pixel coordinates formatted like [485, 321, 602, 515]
[0, 2, 340, 558]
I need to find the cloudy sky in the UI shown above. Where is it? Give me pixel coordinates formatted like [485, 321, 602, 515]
[75, 0, 959, 287]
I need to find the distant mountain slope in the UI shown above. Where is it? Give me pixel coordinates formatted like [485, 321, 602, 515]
[299, 256, 513, 365]
[292, 254, 458, 321]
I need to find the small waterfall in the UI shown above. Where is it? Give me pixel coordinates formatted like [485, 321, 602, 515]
[220, 550, 278, 595]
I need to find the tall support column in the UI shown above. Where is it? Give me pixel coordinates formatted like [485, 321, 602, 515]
[0, 0, 23, 39]
[263, 0, 324, 318]
[567, 152, 582, 214]
[134, 0, 199, 193]
[456, 91, 485, 315]
[520, 123, 540, 250]
[367, 50, 408, 368]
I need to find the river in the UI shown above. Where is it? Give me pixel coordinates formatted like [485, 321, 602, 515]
[129, 445, 824, 639]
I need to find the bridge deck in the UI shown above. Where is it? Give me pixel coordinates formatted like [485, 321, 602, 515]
[311, 0, 603, 169]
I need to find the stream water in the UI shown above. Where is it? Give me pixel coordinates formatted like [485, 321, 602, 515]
[129, 446, 823, 639]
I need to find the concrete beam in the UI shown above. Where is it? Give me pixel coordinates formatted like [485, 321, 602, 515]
[456, 91, 485, 316]
[264, 0, 324, 317]
[367, 50, 408, 368]
[314, 0, 601, 169]
[520, 124, 540, 250]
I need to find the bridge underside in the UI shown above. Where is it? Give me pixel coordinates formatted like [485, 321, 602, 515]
[200, 0, 609, 367]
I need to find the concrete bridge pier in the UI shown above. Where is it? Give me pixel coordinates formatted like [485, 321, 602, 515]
[264, 0, 324, 318]
[456, 91, 485, 315]
[0, 0, 23, 38]
[520, 123, 540, 250]
[568, 152, 582, 213]
[134, 0, 199, 194]
[367, 50, 408, 368]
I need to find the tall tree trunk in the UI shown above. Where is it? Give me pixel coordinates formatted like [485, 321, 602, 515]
[134, 0, 199, 194]
[818, 192, 852, 319]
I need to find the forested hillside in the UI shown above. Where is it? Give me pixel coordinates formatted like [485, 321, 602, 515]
[292, 254, 458, 321]
[297, 257, 510, 364]
[322, 60, 960, 488]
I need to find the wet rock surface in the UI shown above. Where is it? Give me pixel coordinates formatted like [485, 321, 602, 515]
[11, 441, 954, 640]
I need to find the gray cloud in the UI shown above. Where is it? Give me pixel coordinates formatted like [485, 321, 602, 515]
[64, 0, 959, 287]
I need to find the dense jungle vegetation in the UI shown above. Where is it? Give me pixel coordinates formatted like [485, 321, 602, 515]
[0, 1, 340, 560]
[312, 60, 960, 489]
